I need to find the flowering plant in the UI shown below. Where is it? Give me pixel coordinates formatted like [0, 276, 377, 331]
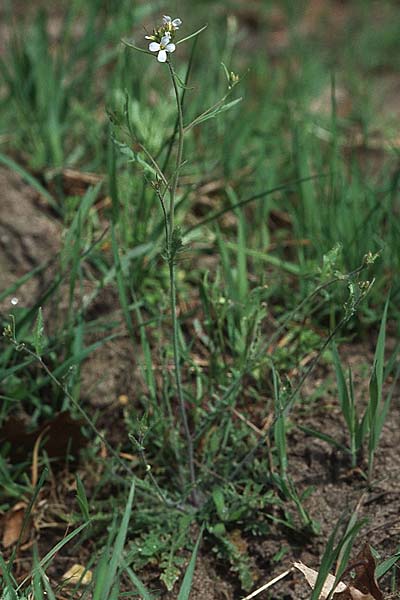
[119, 14, 240, 507]
[144, 15, 182, 62]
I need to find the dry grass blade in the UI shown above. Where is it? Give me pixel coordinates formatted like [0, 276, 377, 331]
[241, 568, 293, 600]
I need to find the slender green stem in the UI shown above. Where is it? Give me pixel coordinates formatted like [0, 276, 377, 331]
[160, 36, 198, 172]
[167, 60, 197, 503]
[168, 61, 184, 234]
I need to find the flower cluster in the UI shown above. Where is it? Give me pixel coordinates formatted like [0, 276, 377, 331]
[161, 15, 182, 35]
[145, 15, 182, 62]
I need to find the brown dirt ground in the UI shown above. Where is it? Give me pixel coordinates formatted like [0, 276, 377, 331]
[0, 168, 137, 407]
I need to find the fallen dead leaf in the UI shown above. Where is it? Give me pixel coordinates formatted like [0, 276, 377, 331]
[294, 544, 384, 600]
[334, 545, 384, 600]
[118, 394, 129, 406]
[2, 501, 28, 548]
[293, 561, 347, 598]
[62, 563, 92, 586]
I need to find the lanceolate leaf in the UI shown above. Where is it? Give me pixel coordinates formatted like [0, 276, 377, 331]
[33, 307, 45, 357]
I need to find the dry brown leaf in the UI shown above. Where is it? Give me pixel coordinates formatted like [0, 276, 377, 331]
[62, 563, 92, 586]
[118, 394, 129, 406]
[334, 586, 377, 599]
[293, 561, 347, 598]
[2, 502, 28, 548]
[228, 529, 249, 555]
[294, 545, 384, 600]
[334, 545, 384, 600]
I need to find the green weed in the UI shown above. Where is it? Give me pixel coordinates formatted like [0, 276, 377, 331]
[301, 299, 399, 479]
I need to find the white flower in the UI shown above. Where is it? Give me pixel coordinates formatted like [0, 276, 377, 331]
[149, 33, 176, 62]
[162, 15, 182, 29]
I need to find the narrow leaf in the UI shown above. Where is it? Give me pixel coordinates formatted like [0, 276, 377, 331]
[177, 525, 204, 600]
[124, 564, 154, 600]
[33, 307, 45, 357]
[75, 475, 90, 522]
[99, 479, 135, 600]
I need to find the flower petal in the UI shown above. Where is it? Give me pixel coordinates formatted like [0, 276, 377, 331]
[166, 43, 175, 53]
[149, 42, 160, 52]
[172, 18, 182, 28]
[157, 49, 167, 62]
[160, 34, 171, 46]
[162, 15, 171, 24]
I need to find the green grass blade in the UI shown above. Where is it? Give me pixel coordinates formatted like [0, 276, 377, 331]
[376, 549, 400, 579]
[76, 474, 90, 522]
[0, 554, 18, 600]
[0, 153, 58, 210]
[16, 521, 89, 591]
[124, 564, 154, 600]
[223, 241, 302, 275]
[97, 479, 135, 600]
[111, 224, 136, 340]
[8, 468, 48, 568]
[177, 525, 204, 600]
[185, 174, 327, 235]
[310, 517, 363, 600]
[368, 297, 389, 475]
[273, 367, 288, 476]
[332, 344, 352, 429]
[0, 262, 50, 303]
[40, 563, 57, 600]
[298, 425, 347, 452]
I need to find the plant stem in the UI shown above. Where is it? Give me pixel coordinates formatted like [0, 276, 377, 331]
[167, 60, 197, 504]
[168, 61, 184, 233]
